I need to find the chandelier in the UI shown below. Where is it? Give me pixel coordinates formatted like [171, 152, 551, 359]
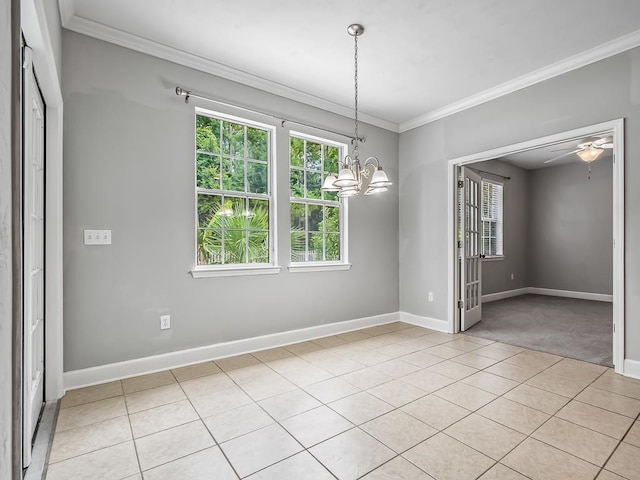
[322, 24, 392, 197]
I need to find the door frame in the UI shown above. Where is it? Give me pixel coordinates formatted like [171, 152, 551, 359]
[446, 119, 625, 374]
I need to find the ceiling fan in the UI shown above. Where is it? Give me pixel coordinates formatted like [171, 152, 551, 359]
[544, 136, 613, 165]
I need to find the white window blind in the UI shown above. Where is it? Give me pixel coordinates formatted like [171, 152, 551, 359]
[481, 180, 503, 257]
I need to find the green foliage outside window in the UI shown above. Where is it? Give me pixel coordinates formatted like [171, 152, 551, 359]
[289, 135, 342, 262]
[196, 113, 270, 266]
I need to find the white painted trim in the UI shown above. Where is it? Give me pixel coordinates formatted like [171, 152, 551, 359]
[59, 9, 398, 133]
[623, 359, 640, 380]
[190, 266, 282, 278]
[612, 119, 625, 374]
[22, 0, 65, 401]
[288, 263, 352, 273]
[527, 288, 612, 303]
[447, 120, 625, 375]
[399, 312, 451, 334]
[398, 30, 640, 132]
[63, 312, 400, 390]
[482, 288, 529, 303]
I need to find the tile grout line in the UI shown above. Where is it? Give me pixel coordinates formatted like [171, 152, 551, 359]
[48, 324, 638, 479]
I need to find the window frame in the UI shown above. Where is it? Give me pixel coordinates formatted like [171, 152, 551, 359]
[191, 107, 280, 278]
[480, 179, 504, 260]
[288, 131, 350, 273]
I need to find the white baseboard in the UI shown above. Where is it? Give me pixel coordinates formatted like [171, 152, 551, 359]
[482, 288, 529, 303]
[481, 287, 612, 303]
[63, 312, 400, 391]
[527, 287, 613, 303]
[623, 359, 640, 380]
[399, 312, 451, 333]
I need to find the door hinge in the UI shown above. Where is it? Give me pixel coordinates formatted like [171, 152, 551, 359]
[613, 323, 616, 333]
[458, 241, 463, 249]
[457, 300, 463, 309]
[457, 180, 464, 188]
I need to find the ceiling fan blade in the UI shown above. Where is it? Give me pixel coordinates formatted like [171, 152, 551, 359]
[593, 136, 613, 146]
[599, 143, 614, 149]
[544, 149, 581, 164]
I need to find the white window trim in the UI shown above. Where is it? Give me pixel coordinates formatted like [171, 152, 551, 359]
[288, 131, 349, 267]
[192, 107, 279, 275]
[481, 179, 504, 259]
[191, 265, 281, 278]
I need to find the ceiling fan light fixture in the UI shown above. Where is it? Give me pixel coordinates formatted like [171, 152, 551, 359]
[576, 147, 604, 163]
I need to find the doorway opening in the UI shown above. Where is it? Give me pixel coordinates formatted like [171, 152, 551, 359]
[447, 119, 625, 372]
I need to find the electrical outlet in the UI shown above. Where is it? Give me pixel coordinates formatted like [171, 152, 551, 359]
[160, 315, 171, 330]
[428, 291, 434, 302]
[511, 273, 515, 280]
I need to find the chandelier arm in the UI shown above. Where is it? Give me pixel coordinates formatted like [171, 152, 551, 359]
[361, 156, 381, 178]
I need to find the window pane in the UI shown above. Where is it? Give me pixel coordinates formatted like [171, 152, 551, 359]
[247, 127, 267, 161]
[197, 229, 222, 265]
[222, 122, 244, 158]
[307, 172, 322, 199]
[248, 198, 269, 231]
[308, 232, 323, 261]
[196, 116, 220, 153]
[324, 190, 338, 202]
[223, 158, 245, 192]
[290, 202, 305, 230]
[308, 204, 322, 232]
[248, 161, 268, 194]
[248, 231, 269, 263]
[290, 231, 306, 262]
[324, 145, 339, 173]
[326, 233, 340, 261]
[196, 153, 220, 190]
[224, 230, 246, 264]
[230, 197, 248, 228]
[325, 206, 339, 233]
[306, 141, 322, 170]
[290, 137, 304, 167]
[197, 194, 222, 228]
[290, 169, 305, 198]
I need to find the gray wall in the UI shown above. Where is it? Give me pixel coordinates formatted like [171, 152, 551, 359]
[0, 0, 13, 475]
[399, 47, 640, 361]
[528, 159, 613, 294]
[62, 31, 399, 371]
[475, 160, 529, 295]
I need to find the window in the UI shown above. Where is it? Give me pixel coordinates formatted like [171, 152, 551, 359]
[289, 133, 347, 266]
[481, 180, 503, 257]
[194, 109, 275, 271]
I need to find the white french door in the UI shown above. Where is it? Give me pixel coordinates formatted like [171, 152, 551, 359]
[23, 52, 45, 467]
[460, 166, 482, 330]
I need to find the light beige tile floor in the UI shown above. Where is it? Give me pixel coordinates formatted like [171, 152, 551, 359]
[47, 322, 640, 479]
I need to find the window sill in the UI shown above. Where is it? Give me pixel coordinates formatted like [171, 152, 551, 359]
[482, 256, 504, 262]
[190, 265, 282, 278]
[288, 263, 352, 273]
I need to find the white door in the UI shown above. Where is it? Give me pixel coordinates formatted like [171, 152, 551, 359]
[460, 166, 482, 330]
[23, 53, 45, 467]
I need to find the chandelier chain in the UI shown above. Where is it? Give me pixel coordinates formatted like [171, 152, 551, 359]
[354, 33, 359, 155]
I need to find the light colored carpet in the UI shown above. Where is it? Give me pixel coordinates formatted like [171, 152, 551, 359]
[465, 294, 613, 366]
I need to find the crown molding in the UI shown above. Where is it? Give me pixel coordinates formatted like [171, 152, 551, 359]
[59, 0, 640, 135]
[59, 4, 399, 133]
[399, 28, 640, 132]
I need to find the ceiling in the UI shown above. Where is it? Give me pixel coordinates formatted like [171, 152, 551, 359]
[59, 0, 640, 132]
[499, 136, 613, 170]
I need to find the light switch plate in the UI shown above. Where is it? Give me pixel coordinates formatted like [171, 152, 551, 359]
[84, 229, 112, 245]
